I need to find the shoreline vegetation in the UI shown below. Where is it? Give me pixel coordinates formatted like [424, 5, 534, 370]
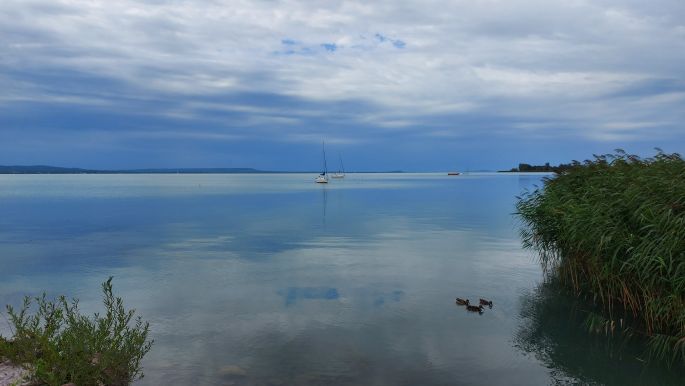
[516, 149, 685, 366]
[499, 162, 573, 173]
[0, 278, 153, 386]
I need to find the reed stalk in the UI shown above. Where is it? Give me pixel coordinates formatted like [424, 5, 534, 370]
[516, 149, 685, 365]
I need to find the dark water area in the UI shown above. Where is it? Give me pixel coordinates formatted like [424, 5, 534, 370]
[0, 173, 681, 385]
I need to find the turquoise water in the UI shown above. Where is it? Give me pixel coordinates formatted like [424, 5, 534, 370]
[0, 173, 681, 385]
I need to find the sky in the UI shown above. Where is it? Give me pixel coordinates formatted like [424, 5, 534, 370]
[1, 0, 684, 171]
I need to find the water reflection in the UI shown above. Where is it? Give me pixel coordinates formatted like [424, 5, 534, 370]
[6, 173, 669, 385]
[211, 323, 458, 386]
[514, 282, 685, 385]
[372, 290, 404, 307]
[321, 184, 328, 225]
[279, 287, 340, 306]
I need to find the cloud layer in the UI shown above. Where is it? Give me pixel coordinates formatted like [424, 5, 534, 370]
[1, 0, 684, 169]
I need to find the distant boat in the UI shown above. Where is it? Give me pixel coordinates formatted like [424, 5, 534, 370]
[331, 153, 345, 179]
[447, 172, 461, 176]
[315, 141, 329, 184]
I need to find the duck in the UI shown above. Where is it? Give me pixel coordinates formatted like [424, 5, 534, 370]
[455, 298, 469, 306]
[479, 298, 493, 308]
[466, 304, 484, 313]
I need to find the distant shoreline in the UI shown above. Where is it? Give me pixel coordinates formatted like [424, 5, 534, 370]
[0, 165, 405, 174]
[496, 171, 555, 173]
[498, 162, 571, 173]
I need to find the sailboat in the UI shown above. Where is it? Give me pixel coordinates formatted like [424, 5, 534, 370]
[331, 153, 345, 179]
[315, 141, 329, 183]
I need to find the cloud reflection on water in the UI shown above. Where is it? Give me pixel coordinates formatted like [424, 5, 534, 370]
[279, 287, 340, 306]
[0, 173, 563, 385]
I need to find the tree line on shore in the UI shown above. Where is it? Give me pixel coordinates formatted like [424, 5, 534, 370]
[501, 162, 574, 173]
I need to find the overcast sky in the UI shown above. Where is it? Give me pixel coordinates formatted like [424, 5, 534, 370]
[1, 0, 684, 170]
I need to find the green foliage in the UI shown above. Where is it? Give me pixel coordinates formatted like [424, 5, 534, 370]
[0, 335, 11, 357]
[1, 278, 153, 386]
[516, 149, 685, 365]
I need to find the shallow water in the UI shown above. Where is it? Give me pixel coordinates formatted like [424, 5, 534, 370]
[0, 173, 681, 385]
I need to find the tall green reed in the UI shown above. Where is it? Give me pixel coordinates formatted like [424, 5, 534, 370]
[516, 149, 685, 365]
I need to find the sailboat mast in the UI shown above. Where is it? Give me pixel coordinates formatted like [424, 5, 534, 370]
[322, 141, 328, 174]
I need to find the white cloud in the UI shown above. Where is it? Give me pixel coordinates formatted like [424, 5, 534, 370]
[0, 0, 684, 143]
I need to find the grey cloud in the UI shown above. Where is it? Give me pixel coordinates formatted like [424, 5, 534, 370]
[0, 0, 683, 150]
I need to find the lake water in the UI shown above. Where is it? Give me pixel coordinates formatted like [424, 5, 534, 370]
[0, 173, 682, 385]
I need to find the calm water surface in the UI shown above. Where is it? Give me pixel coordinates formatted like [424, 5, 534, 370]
[0, 173, 681, 385]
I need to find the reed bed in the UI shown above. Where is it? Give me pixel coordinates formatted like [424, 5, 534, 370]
[516, 149, 685, 365]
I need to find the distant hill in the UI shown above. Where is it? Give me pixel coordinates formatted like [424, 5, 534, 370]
[0, 165, 97, 174]
[0, 165, 272, 174]
[121, 168, 269, 174]
[0, 165, 412, 174]
[0, 165, 409, 174]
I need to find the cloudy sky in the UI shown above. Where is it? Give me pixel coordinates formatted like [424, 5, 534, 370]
[1, 0, 684, 171]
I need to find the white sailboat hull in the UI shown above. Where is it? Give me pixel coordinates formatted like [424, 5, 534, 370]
[316, 141, 329, 183]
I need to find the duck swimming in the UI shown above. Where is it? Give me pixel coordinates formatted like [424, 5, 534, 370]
[466, 304, 484, 313]
[479, 298, 493, 308]
[455, 298, 469, 306]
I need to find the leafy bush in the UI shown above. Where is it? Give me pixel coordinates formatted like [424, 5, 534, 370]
[516, 149, 685, 365]
[0, 278, 153, 386]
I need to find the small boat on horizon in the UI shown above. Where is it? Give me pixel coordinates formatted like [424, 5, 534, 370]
[331, 153, 345, 179]
[447, 171, 461, 176]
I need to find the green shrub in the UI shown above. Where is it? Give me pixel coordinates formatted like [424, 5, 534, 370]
[516, 149, 685, 365]
[1, 277, 153, 386]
